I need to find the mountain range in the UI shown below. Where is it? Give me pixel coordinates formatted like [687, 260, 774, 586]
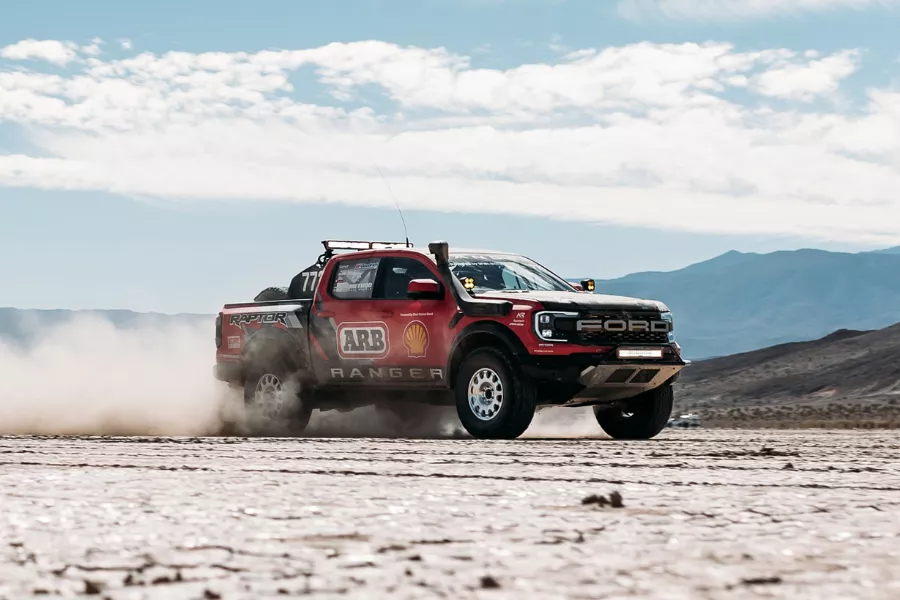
[0, 308, 211, 345]
[587, 246, 900, 359]
[3, 246, 900, 359]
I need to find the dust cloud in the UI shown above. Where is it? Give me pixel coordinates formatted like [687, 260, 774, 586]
[523, 407, 605, 439]
[306, 405, 466, 439]
[0, 314, 603, 438]
[0, 315, 236, 436]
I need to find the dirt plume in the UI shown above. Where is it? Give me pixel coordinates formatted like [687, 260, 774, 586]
[522, 407, 605, 439]
[0, 314, 235, 436]
[305, 405, 466, 439]
[0, 313, 608, 439]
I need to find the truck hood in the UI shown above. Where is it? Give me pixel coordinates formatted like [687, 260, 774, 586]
[478, 290, 669, 313]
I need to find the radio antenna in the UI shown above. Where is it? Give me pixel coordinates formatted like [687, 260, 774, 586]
[375, 164, 410, 247]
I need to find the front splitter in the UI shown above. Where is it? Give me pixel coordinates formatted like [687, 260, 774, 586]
[563, 362, 685, 406]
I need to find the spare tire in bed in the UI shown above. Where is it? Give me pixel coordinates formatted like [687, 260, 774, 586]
[253, 286, 290, 302]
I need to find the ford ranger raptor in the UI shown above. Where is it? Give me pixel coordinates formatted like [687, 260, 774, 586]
[214, 240, 688, 440]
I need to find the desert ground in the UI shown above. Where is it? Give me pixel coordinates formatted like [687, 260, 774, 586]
[1, 429, 898, 599]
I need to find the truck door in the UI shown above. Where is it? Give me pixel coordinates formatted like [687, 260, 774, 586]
[312, 254, 452, 387]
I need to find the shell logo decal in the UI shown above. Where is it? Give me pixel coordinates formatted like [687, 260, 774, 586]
[403, 320, 429, 358]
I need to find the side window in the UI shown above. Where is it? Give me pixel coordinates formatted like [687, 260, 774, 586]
[377, 257, 438, 300]
[331, 257, 381, 299]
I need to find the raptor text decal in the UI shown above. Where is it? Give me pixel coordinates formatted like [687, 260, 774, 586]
[229, 312, 287, 326]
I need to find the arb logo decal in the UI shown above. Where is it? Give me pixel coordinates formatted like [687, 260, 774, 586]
[403, 321, 429, 358]
[337, 322, 389, 359]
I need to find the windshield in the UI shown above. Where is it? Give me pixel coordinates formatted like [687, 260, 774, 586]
[448, 253, 574, 293]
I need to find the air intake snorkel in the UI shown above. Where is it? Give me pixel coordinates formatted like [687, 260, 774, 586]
[429, 241, 513, 318]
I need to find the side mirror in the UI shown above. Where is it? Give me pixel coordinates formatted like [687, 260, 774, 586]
[571, 283, 583, 291]
[580, 279, 595, 293]
[407, 278, 442, 300]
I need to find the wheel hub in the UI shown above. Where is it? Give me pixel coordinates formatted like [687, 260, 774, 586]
[467, 368, 504, 421]
[254, 373, 286, 419]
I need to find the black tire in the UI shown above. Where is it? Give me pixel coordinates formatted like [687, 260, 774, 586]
[454, 348, 536, 440]
[242, 362, 312, 436]
[254, 286, 290, 302]
[593, 384, 674, 440]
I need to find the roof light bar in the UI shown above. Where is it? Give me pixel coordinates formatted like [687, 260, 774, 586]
[323, 240, 413, 251]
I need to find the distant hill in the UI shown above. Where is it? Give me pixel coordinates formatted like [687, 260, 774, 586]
[674, 322, 900, 427]
[585, 248, 900, 359]
[0, 308, 213, 345]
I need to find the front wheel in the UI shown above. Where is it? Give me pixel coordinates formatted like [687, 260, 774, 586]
[242, 365, 312, 436]
[454, 348, 536, 440]
[593, 384, 673, 440]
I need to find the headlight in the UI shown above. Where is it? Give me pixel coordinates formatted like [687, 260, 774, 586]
[659, 311, 675, 341]
[533, 311, 578, 342]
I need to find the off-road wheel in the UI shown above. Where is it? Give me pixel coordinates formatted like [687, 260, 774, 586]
[593, 384, 673, 440]
[242, 362, 312, 436]
[454, 348, 536, 440]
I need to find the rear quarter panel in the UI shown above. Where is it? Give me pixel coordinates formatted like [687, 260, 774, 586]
[217, 301, 311, 368]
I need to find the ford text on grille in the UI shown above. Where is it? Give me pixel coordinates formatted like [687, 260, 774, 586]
[576, 319, 671, 333]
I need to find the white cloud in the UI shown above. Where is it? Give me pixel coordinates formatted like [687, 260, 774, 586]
[751, 49, 859, 100]
[81, 40, 103, 57]
[119, 39, 133, 50]
[0, 39, 899, 245]
[0, 39, 80, 65]
[618, 0, 900, 20]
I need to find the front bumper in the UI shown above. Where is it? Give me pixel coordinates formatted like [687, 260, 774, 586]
[520, 344, 689, 407]
[567, 361, 686, 405]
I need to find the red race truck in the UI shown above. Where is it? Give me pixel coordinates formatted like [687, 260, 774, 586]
[214, 240, 688, 440]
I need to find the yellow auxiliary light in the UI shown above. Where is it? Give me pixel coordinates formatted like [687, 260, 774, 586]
[580, 278, 595, 292]
[463, 277, 475, 290]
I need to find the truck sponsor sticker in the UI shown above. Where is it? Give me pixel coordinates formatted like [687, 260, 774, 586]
[227, 336, 242, 349]
[337, 322, 389, 359]
[510, 311, 527, 328]
[332, 258, 380, 299]
[403, 321, 429, 358]
[329, 367, 444, 382]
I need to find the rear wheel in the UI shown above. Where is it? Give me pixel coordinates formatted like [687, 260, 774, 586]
[454, 348, 535, 439]
[242, 363, 311, 436]
[593, 384, 673, 440]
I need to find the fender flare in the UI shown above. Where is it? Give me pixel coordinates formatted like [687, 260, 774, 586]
[446, 321, 529, 384]
[240, 327, 309, 377]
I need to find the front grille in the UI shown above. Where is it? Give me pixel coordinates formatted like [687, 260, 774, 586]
[556, 310, 670, 346]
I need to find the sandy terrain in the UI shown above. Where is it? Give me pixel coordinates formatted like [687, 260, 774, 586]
[1, 429, 898, 599]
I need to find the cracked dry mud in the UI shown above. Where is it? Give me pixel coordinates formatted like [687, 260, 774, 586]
[1, 430, 899, 599]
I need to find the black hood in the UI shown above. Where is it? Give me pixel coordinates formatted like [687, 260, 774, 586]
[479, 290, 669, 313]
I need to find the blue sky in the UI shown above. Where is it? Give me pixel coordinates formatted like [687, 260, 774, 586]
[2, 0, 899, 313]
